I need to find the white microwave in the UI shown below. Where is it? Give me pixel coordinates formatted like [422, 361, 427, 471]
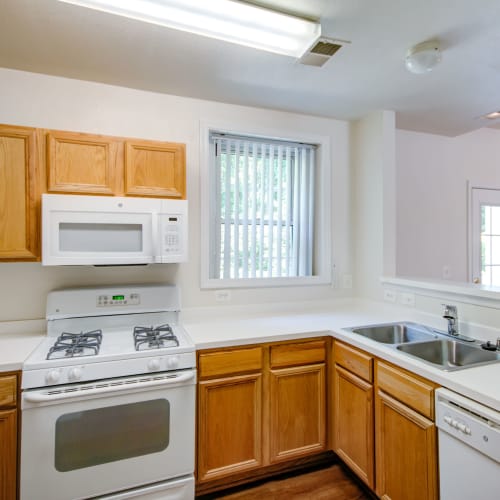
[42, 194, 188, 266]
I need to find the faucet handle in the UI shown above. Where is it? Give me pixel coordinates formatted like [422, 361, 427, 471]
[442, 304, 458, 319]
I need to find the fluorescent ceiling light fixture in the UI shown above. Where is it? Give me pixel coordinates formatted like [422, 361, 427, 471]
[57, 0, 321, 57]
[405, 40, 442, 74]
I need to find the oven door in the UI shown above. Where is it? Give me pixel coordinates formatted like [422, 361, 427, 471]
[20, 370, 196, 500]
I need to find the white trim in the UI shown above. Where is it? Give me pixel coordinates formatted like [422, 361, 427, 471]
[381, 276, 500, 309]
[199, 119, 332, 289]
[468, 184, 500, 285]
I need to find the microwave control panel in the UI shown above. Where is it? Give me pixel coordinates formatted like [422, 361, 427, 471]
[97, 293, 141, 307]
[161, 215, 183, 255]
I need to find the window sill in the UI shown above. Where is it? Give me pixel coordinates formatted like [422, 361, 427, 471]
[201, 275, 331, 290]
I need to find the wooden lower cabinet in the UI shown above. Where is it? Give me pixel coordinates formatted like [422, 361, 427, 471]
[0, 373, 18, 500]
[269, 363, 326, 462]
[196, 338, 329, 493]
[375, 390, 437, 500]
[0, 409, 17, 500]
[197, 373, 263, 481]
[333, 364, 374, 488]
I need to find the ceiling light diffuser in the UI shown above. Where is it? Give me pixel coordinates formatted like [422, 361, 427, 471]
[57, 0, 321, 57]
[485, 111, 500, 120]
[405, 41, 442, 74]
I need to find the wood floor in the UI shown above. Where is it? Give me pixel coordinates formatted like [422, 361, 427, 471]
[198, 464, 372, 500]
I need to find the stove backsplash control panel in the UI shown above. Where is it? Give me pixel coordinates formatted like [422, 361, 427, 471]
[97, 293, 141, 307]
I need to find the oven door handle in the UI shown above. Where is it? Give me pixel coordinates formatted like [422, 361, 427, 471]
[23, 371, 195, 404]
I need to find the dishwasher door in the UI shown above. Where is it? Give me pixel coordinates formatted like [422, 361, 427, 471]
[435, 388, 500, 500]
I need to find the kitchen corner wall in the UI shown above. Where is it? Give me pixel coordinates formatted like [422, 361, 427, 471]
[396, 127, 500, 282]
[0, 68, 352, 322]
[351, 110, 396, 301]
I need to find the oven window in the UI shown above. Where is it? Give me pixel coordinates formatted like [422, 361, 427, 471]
[59, 223, 143, 252]
[54, 399, 169, 472]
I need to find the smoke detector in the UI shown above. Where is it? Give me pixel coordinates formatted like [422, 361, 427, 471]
[299, 37, 350, 67]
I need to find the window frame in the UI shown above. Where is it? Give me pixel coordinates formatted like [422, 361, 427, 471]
[200, 120, 332, 289]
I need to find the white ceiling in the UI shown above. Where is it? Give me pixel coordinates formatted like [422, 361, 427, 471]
[1, 0, 500, 136]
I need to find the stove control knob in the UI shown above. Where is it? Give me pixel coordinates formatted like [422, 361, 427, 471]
[167, 356, 179, 370]
[148, 359, 161, 371]
[46, 369, 61, 384]
[68, 367, 82, 381]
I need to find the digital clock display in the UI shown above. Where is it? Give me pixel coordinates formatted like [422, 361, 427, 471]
[112, 295, 125, 301]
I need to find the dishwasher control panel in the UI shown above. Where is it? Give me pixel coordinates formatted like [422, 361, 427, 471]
[436, 389, 500, 463]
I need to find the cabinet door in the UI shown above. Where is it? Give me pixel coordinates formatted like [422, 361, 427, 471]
[0, 409, 17, 500]
[333, 364, 374, 488]
[198, 373, 262, 482]
[269, 364, 326, 463]
[46, 131, 120, 195]
[376, 390, 438, 500]
[0, 125, 39, 260]
[125, 140, 186, 198]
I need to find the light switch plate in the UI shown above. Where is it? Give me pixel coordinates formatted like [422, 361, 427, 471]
[215, 290, 231, 302]
[399, 292, 415, 307]
[384, 289, 397, 303]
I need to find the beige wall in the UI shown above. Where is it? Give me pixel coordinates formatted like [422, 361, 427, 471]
[0, 68, 352, 321]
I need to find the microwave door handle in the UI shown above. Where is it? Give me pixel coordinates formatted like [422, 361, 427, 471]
[23, 371, 195, 404]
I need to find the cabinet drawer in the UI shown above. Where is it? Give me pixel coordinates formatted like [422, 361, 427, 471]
[334, 341, 373, 382]
[376, 361, 435, 419]
[270, 340, 326, 368]
[0, 375, 17, 407]
[198, 347, 263, 379]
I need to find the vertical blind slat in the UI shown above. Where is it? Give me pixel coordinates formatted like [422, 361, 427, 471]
[251, 142, 258, 278]
[292, 147, 300, 275]
[267, 144, 275, 277]
[223, 138, 232, 279]
[214, 138, 222, 279]
[242, 141, 249, 278]
[276, 145, 283, 277]
[307, 148, 315, 274]
[259, 142, 266, 278]
[285, 146, 292, 276]
[233, 140, 240, 279]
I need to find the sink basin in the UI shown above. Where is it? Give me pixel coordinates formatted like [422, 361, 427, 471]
[348, 322, 437, 344]
[396, 339, 500, 371]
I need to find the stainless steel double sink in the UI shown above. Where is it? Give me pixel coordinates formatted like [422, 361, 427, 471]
[344, 322, 500, 371]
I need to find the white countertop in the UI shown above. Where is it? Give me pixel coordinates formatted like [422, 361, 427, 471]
[1, 299, 499, 412]
[0, 319, 44, 372]
[183, 298, 500, 412]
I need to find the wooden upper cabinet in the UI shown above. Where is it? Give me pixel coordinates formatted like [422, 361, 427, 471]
[45, 130, 186, 198]
[0, 124, 39, 260]
[125, 140, 186, 198]
[46, 131, 120, 195]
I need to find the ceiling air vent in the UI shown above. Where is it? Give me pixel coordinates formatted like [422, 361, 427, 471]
[299, 37, 350, 67]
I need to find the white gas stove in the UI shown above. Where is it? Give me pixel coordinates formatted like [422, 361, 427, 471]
[22, 284, 196, 389]
[21, 284, 196, 500]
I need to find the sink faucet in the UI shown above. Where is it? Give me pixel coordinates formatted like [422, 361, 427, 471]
[442, 304, 458, 336]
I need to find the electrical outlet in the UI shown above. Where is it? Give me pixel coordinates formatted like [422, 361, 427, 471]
[342, 274, 353, 289]
[215, 290, 231, 302]
[384, 289, 397, 303]
[399, 292, 415, 307]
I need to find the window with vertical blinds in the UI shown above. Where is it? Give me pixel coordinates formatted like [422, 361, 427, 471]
[209, 132, 317, 281]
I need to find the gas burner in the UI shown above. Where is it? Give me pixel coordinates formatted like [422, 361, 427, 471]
[134, 324, 179, 351]
[46, 330, 102, 360]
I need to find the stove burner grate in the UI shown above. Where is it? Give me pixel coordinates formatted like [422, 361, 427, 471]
[46, 330, 103, 360]
[134, 324, 179, 351]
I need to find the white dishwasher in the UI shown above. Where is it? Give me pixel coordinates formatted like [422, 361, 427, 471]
[436, 388, 500, 500]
